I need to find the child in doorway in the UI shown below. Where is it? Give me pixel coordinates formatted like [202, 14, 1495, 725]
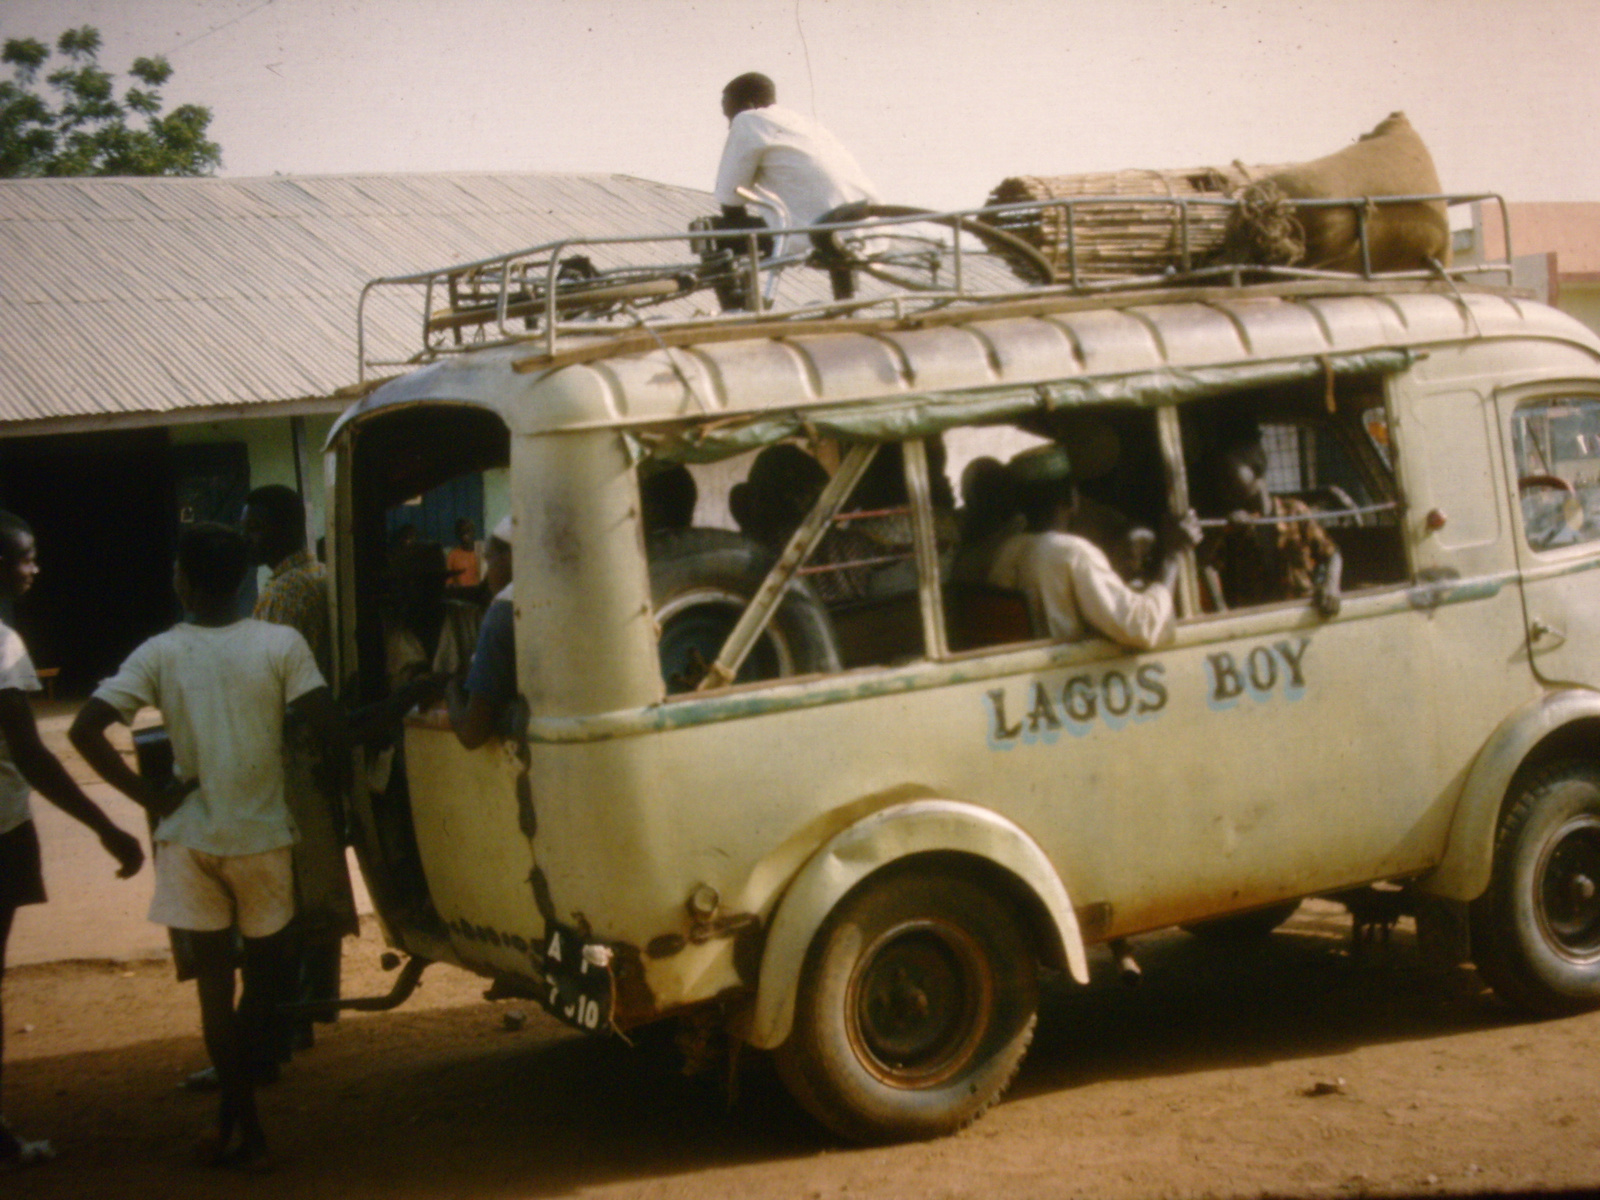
[0, 509, 145, 1170]
[445, 518, 482, 591]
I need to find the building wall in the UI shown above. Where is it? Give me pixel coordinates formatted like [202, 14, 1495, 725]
[0, 427, 185, 690]
[3, 412, 339, 691]
[485, 466, 510, 534]
[1559, 283, 1600, 335]
[169, 412, 337, 532]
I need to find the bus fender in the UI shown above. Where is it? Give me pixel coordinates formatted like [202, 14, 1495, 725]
[1420, 687, 1600, 901]
[743, 798, 1087, 1051]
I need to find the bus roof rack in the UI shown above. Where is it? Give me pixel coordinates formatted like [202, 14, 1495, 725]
[356, 192, 1514, 382]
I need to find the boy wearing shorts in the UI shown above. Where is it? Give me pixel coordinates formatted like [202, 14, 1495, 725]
[0, 510, 145, 1169]
[71, 524, 337, 1172]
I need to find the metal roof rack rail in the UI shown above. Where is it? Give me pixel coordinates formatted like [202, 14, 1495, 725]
[355, 192, 1513, 383]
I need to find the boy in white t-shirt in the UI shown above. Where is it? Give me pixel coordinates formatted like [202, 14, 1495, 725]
[0, 511, 144, 1170]
[70, 524, 338, 1173]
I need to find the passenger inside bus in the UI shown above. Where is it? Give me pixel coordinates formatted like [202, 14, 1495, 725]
[1196, 417, 1343, 617]
[1081, 510, 1158, 586]
[986, 443, 1199, 650]
[841, 442, 958, 598]
[729, 444, 879, 603]
[381, 541, 481, 682]
[950, 456, 1021, 584]
[951, 452, 1154, 589]
[640, 464, 698, 536]
[447, 516, 518, 750]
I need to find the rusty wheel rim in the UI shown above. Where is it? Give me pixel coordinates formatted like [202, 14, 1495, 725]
[1536, 814, 1600, 965]
[845, 919, 993, 1089]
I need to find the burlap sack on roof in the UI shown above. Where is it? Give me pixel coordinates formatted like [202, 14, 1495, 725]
[988, 113, 1449, 280]
[1228, 112, 1450, 272]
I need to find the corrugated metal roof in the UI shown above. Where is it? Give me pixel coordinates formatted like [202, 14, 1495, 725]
[0, 172, 716, 431]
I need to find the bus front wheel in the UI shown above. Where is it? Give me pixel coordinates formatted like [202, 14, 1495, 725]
[1471, 759, 1600, 1016]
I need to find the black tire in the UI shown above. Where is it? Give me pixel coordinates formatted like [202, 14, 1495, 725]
[550, 275, 687, 313]
[648, 528, 839, 694]
[811, 203, 1056, 291]
[773, 870, 1039, 1143]
[1470, 759, 1600, 1016]
[1181, 900, 1301, 942]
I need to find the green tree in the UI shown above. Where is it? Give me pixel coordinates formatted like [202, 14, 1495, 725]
[0, 25, 220, 177]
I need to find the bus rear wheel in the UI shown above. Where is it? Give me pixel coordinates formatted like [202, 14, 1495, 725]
[774, 869, 1038, 1143]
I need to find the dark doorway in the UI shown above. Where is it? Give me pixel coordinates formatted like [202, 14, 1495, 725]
[0, 429, 178, 694]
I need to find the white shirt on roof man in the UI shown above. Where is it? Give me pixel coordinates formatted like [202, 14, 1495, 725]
[713, 72, 878, 249]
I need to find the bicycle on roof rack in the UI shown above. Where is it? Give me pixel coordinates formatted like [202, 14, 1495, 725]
[691, 195, 1056, 307]
[354, 202, 1058, 375]
[437, 202, 1051, 324]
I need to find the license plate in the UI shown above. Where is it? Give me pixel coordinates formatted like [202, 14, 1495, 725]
[539, 925, 613, 1033]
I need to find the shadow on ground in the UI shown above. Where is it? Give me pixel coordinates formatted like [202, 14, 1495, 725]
[8, 907, 1539, 1200]
[1019, 907, 1514, 1101]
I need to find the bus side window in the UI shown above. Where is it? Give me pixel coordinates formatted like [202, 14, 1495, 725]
[940, 407, 1169, 651]
[1511, 397, 1600, 552]
[645, 441, 938, 693]
[1184, 388, 1407, 615]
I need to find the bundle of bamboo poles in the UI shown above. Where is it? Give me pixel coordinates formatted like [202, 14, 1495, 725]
[985, 164, 1287, 281]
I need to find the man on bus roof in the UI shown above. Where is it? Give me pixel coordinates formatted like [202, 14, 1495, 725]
[713, 71, 879, 239]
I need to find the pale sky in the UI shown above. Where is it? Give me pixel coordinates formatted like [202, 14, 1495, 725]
[4, 0, 1599, 210]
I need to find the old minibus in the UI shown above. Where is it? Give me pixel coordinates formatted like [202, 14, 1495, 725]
[324, 199, 1600, 1141]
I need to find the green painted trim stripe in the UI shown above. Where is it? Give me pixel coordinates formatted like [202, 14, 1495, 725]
[522, 567, 1528, 745]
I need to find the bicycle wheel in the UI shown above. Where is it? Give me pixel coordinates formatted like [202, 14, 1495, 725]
[811, 204, 1055, 293]
[430, 259, 701, 335]
[540, 256, 707, 319]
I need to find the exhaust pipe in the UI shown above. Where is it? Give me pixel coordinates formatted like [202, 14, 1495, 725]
[1108, 938, 1141, 987]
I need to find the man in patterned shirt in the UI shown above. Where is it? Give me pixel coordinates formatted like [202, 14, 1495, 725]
[241, 486, 355, 1057]
[1199, 422, 1343, 617]
[245, 487, 329, 675]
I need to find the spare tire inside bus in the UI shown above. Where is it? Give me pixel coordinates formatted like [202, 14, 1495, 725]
[648, 528, 840, 694]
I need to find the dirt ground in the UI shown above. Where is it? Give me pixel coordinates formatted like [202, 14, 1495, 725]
[5, 902, 1600, 1200]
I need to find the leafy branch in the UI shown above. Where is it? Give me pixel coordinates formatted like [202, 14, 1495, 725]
[0, 25, 221, 177]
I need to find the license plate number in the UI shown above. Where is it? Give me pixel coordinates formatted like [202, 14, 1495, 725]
[539, 925, 613, 1033]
